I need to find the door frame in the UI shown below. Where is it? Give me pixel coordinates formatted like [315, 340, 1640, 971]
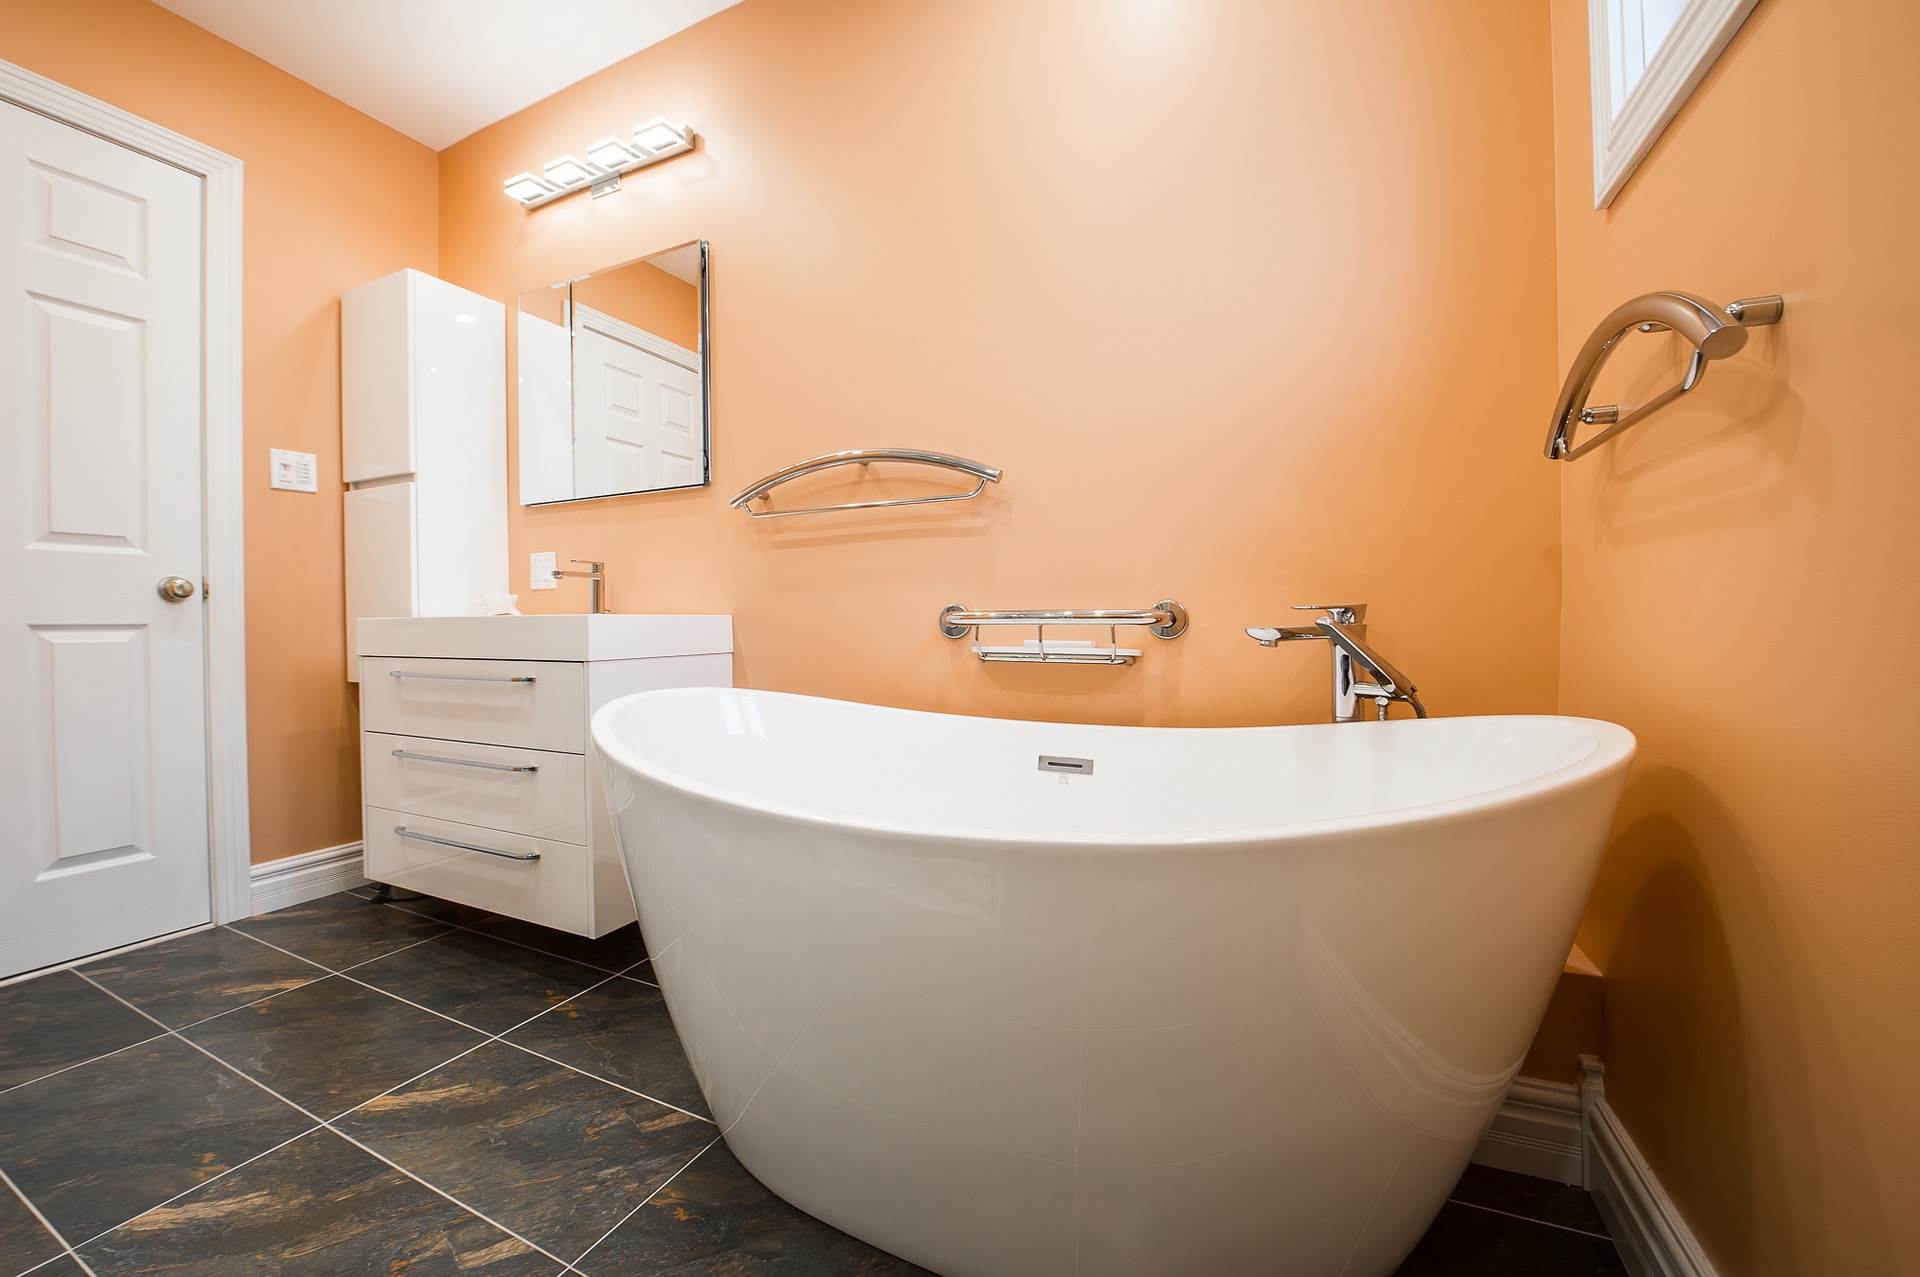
[0, 58, 253, 925]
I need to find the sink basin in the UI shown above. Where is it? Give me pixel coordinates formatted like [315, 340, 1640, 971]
[355, 613, 733, 663]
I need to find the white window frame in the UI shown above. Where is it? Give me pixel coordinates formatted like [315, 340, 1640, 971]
[1589, 0, 1762, 208]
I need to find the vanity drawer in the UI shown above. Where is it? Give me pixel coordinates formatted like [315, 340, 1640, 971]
[360, 656, 584, 752]
[363, 806, 592, 936]
[363, 732, 587, 844]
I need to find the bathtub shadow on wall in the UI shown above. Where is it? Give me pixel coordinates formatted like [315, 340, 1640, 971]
[1580, 765, 1893, 1276]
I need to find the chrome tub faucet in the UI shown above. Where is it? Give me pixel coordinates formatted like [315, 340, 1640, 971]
[1247, 604, 1427, 721]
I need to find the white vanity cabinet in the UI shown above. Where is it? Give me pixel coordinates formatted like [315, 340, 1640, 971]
[342, 269, 507, 680]
[355, 615, 732, 937]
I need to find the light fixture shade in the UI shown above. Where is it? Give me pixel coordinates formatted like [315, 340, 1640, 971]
[586, 136, 642, 170]
[542, 155, 601, 188]
[632, 117, 691, 156]
[503, 171, 559, 203]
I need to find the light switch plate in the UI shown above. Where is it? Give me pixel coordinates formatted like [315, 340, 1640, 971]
[530, 551, 557, 589]
[269, 449, 318, 493]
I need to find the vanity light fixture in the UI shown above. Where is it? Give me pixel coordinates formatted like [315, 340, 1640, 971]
[502, 172, 559, 203]
[504, 117, 697, 210]
[542, 155, 600, 189]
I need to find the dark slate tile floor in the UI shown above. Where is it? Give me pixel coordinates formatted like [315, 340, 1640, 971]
[0, 888, 1629, 1276]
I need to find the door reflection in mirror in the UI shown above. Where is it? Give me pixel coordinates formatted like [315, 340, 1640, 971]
[517, 240, 708, 504]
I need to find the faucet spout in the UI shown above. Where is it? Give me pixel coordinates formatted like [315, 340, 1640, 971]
[1244, 625, 1323, 648]
[1313, 618, 1412, 698]
[1246, 604, 1426, 721]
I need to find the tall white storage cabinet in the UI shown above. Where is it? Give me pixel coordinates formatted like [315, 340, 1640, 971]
[342, 269, 507, 680]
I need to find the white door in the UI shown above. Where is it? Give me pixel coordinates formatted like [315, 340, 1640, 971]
[571, 305, 703, 496]
[0, 98, 212, 977]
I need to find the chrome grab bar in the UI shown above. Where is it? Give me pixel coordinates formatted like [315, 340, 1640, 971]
[1546, 291, 1783, 461]
[940, 599, 1190, 665]
[391, 749, 538, 774]
[389, 670, 536, 684]
[939, 605, 1188, 636]
[729, 448, 1002, 519]
[393, 826, 540, 862]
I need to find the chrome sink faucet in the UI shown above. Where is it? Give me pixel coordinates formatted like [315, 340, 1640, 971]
[554, 559, 608, 614]
[1246, 604, 1427, 721]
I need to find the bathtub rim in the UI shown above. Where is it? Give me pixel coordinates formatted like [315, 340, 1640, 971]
[590, 687, 1636, 851]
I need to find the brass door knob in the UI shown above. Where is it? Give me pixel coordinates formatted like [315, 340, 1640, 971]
[157, 576, 197, 602]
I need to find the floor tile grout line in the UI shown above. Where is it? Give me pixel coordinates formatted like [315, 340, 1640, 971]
[488, 971, 626, 1039]
[88, 934, 338, 1038]
[66, 969, 582, 1271]
[491, 1036, 716, 1126]
[0, 1026, 175, 1099]
[219, 922, 351, 976]
[1446, 1197, 1616, 1241]
[321, 965, 516, 1036]
[61, 1122, 328, 1253]
[0, 1166, 98, 1277]
[317, 1119, 591, 1273]
[62, 969, 343, 1247]
[37, 900, 680, 1267]
[565, 1133, 724, 1273]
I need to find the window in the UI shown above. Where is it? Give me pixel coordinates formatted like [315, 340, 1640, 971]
[1588, 0, 1762, 208]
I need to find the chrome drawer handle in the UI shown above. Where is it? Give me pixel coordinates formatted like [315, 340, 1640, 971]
[393, 826, 540, 862]
[391, 749, 538, 774]
[388, 670, 537, 684]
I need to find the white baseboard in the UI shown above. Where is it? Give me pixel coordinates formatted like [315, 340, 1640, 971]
[1582, 1058, 1720, 1277]
[1472, 1075, 1586, 1184]
[248, 842, 366, 915]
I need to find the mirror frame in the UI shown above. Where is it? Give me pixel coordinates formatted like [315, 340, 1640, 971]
[1588, 0, 1760, 208]
[517, 239, 710, 505]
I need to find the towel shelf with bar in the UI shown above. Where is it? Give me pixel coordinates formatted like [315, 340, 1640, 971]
[939, 600, 1189, 665]
[730, 448, 1003, 518]
[1546, 291, 1783, 461]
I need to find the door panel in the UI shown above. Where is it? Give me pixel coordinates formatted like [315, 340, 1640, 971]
[1, 98, 211, 976]
[571, 308, 703, 496]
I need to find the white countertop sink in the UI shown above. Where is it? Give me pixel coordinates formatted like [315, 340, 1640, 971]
[355, 614, 733, 663]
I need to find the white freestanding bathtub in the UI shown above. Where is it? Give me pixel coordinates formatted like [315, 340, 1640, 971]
[591, 689, 1634, 1277]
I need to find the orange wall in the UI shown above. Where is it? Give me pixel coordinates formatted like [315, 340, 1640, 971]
[1551, 0, 1920, 1271]
[0, 0, 440, 863]
[440, 0, 1563, 728]
[569, 260, 699, 351]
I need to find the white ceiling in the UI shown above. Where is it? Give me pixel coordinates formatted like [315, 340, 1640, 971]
[151, 0, 745, 149]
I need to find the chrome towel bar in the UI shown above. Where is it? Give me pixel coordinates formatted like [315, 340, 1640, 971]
[730, 448, 1002, 518]
[940, 600, 1190, 665]
[1546, 291, 1783, 461]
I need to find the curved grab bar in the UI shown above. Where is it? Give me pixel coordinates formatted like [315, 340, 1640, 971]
[729, 448, 1003, 518]
[1546, 291, 1782, 461]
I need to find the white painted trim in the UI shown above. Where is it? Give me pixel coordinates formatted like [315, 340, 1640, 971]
[249, 842, 367, 915]
[573, 302, 700, 370]
[1589, 0, 1762, 208]
[1580, 1057, 1721, 1277]
[1472, 1075, 1587, 1185]
[0, 59, 252, 924]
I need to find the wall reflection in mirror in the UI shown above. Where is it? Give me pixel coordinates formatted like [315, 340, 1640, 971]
[517, 240, 709, 504]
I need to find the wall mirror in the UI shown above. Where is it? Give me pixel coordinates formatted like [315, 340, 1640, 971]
[517, 239, 708, 504]
[1588, 0, 1760, 208]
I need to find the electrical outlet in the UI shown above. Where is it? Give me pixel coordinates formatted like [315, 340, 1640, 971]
[530, 551, 557, 589]
[269, 449, 318, 493]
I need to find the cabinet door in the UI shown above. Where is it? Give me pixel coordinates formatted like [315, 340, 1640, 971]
[343, 483, 417, 680]
[341, 269, 415, 483]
